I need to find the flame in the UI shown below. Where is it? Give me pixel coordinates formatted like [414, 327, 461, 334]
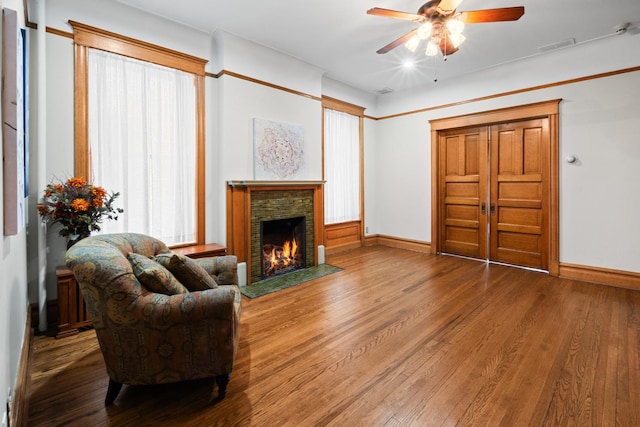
[269, 247, 277, 269]
[283, 240, 291, 262]
[264, 238, 300, 276]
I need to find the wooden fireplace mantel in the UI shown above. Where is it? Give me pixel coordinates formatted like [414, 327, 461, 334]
[227, 180, 324, 188]
[226, 180, 324, 283]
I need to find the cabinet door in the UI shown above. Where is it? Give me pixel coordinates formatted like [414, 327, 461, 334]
[439, 127, 488, 259]
[490, 119, 549, 270]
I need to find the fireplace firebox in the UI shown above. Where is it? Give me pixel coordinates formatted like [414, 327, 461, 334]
[260, 216, 306, 279]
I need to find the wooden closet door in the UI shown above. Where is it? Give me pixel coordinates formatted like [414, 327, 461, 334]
[439, 127, 488, 259]
[489, 119, 549, 270]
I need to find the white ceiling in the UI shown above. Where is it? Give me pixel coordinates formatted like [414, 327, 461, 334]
[112, 0, 640, 95]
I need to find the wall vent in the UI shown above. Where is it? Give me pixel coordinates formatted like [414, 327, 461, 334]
[375, 87, 394, 95]
[538, 38, 576, 52]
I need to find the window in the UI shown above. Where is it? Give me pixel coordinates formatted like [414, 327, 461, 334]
[71, 21, 207, 246]
[322, 97, 364, 225]
[87, 50, 196, 244]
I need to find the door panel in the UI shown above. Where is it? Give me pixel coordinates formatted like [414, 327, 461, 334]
[490, 119, 549, 270]
[439, 128, 488, 259]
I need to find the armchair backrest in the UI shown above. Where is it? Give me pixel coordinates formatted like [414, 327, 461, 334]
[64, 233, 170, 329]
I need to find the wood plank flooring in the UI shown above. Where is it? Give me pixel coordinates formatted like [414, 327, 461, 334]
[27, 246, 640, 426]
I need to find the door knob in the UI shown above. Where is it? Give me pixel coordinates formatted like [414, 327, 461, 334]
[481, 202, 486, 215]
[490, 203, 496, 215]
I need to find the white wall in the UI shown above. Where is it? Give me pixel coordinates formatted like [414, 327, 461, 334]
[370, 33, 640, 273]
[363, 117, 378, 237]
[214, 30, 325, 96]
[371, 113, 432, 242]
[375, 31, 640, 119]
[1, 0, 28, 421]
[43, 0, 214, 72]
[322, 77, 377, 111]
[216, 75, 323, 243]
[558, 73, 640, 271]
[41, 32, 74, 294]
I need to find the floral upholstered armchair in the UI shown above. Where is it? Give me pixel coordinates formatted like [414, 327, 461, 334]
[65, 233, 241, 405]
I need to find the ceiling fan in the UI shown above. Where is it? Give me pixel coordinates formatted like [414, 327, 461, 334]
[367, 0, 524, 57]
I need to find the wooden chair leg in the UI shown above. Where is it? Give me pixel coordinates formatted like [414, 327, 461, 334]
[215, 374, 230, 399]
[105, 379, 123, 405]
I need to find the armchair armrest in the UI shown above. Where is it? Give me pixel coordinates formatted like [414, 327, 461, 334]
[195, 255, 238, 286]
[129, 287, 238, 329]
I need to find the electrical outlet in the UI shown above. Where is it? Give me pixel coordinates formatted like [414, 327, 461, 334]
[365, 226, 369, 234]
[4, 387, 10, 427]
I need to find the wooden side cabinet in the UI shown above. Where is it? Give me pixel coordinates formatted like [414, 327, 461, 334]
[55, 267, 92, 339]
[56, 243, 227, 339]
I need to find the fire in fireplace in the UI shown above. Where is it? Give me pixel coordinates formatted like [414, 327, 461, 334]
[260, 216, 306, 279]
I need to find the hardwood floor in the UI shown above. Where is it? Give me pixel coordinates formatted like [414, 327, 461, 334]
[27, 246, 640, 426]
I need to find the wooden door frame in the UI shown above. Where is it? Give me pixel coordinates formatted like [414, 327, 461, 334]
[430, 99, 561, 276]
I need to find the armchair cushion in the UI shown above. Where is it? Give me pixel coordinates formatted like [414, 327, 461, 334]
[128, 252, 189, 295]
[153, 252, 218, 291]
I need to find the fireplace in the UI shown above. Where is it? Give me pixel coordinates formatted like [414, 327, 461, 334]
[260, 216, 306, 279]
[226, 181, 324, 284]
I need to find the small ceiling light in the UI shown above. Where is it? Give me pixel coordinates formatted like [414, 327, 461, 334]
[404, 35, 420, 52]
[449, 33, 466, 48]
[446, 18, 465, 35]
[402, 59, 415, 68]
[425, 40, 439, 56]
[417, 22, 432, 40]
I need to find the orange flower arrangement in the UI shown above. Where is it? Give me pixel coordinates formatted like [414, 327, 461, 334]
[37, 176, 123, 241]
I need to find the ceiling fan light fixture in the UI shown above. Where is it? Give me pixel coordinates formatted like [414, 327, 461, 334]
[404, 35, 420, 52]
[369, 2, 525, 59]
[417, 22, 432, 39]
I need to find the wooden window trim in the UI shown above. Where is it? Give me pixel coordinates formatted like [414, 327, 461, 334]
[70, 21, 207, 244]
[322, 96, 365, 117]
[321, 96, 366, 251]
[69, 21, 207, 75]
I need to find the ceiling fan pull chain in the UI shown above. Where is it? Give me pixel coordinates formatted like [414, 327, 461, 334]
[443, 29, 448, 61]
[433, 54, 439, 82]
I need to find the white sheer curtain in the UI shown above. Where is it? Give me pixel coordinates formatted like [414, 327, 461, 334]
[87, 49, 197, 245]
[324, 108, 360, 224]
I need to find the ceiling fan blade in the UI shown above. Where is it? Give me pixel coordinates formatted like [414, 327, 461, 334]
[457, 7, 525, 24]
[367, 7, 424, 22]
[439, 36, 459, 56]
[376, 29, 418, 54]
[437, 0, 464, 15]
